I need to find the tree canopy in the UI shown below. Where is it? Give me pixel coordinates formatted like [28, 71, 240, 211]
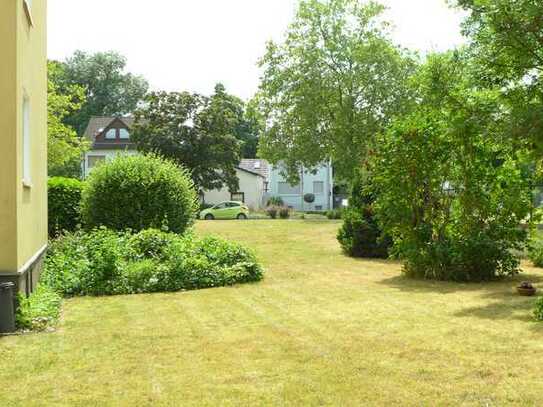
[131, 84, 242, 192]
[372, 52, 532, 281]
[457, 0, 543, 153]
[58, 50, 149, 135]
[47, 61, 88, 177]
[257, 0, 416, 180]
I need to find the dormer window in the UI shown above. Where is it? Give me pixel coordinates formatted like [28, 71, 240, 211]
[119, 128, 130, 139]
[105, 129, 117, 139]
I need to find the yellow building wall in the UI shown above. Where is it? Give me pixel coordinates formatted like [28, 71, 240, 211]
[0, 0, 19, 272]
[0, 0, 48, 273]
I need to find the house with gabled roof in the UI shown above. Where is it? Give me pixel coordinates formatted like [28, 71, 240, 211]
[82, 116, 138, 177]
[202, 159, 270, 210]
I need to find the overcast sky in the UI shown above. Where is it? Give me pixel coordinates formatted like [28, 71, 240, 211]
[48, 0, 467, 101]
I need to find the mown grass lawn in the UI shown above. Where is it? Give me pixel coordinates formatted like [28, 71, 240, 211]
[2, 220, 543, 406]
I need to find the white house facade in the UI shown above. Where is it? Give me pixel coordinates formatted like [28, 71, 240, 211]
[267, 162, 334, 211]
[202, 166, 266, 210]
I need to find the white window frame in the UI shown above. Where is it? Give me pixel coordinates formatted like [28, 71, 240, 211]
[22, 95, 31, 187]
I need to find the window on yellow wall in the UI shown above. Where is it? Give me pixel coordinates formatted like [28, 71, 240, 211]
[23, 0, 34, 26]
[22, 96, 31, 186]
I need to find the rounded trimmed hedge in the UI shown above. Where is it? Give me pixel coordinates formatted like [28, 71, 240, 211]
[48, 177, 84, 236]
[81, 154, 198, 234]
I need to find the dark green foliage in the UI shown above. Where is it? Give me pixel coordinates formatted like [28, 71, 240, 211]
[16, 285, 62, 331]
[132, 85, 242, 192]
[266, 206, 279, 219]
[267, 196, 284, 206]
[81, 154, 198, 234]
[59, 51, 149, 135]
[372, 54, 533, 281]
[279, 207, 291, 219]
[534, 297, 543, 321]
[326, 209, 343, 219]
[528, 238, 543, 268]
[48, 177, 84, 236]
[303, 193, 315, 203]
[41, 228, 264, 296]
[337, 172, 391, 258]
[338, 208, 391, 259]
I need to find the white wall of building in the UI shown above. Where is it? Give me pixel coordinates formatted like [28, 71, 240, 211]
[203, 169, 265, 210]
[267, 162, 333, 211]
[83, 149, 138, 178]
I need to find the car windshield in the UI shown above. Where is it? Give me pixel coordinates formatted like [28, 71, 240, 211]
[226, 202, 240, 207]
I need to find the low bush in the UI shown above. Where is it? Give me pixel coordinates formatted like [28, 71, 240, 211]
[304, 193, 315, 203]
[338, 208, 391, 258]
[337, 171, 391, 259]
[267, 196, 284, 207]
[279, 207, 291, 219]
[266, 206, 279, 219]
[42, 228, 264, 296]
[326, 209, 343, 219]
[81, 154, 198, 234]
[16, 285, 62, 331]
[534, 297, 543, 321]
[528, 239, 543, 267]
[48, 177, 84, 236]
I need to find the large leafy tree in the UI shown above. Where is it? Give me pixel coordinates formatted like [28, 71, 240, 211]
[457, 0, 543, 152]
[205, 84, 261, 159]
[59, 51, 149, 134]
[372, 52, 532, 281]
[236, 97, 263, 159]
[131, 84, 242, 192]
[48, 61, 88, 177]
[257, 0, 416, 180]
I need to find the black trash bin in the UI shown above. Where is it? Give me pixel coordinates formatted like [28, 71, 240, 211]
[0, 282, 16, 333]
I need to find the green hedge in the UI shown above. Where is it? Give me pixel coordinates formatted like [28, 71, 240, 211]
[337, 172, 391, 258]
[41, 228, 264, 296]
[81, 154, 198, 234]
[48, 177, 84, 236]
[337, 208, 391, 258]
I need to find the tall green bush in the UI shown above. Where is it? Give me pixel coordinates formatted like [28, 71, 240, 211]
[373, 110, 531, 281]
[48, 177, 84, 236]
[371, 53, 534, 281]
[337, 171, 391, 258]
[81, 154, 198, 234]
